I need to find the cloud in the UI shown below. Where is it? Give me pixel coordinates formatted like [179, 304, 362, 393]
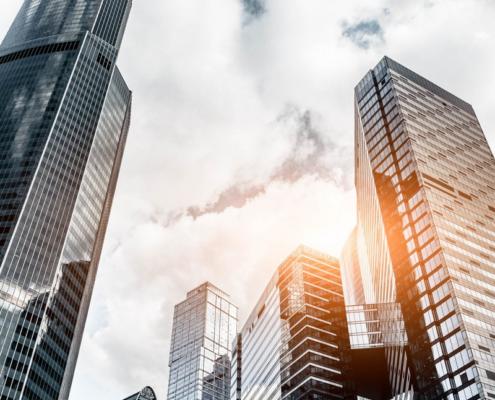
[242, 0, 266, 19]
[273, 106, 340, 183]
[181, 105, 350, 220]
[342, 19, 384, 49]
[187, 182, 265, 219]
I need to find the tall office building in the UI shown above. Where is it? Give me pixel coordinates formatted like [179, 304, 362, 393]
[0, 1, 132, 398]
[354, 56, 495, 399]
[123, 386, 158, 400]
[238, 246, 353, 400]
[167, 282, 237, 400]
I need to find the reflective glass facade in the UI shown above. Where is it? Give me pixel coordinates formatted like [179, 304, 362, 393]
[341, 228, 365, 306]
[0, 1, 132, 398]
[239, 246, 353, 400]
[167, 282, 238, 400]
[355, 56, 495, 399]
[346, 303, 406, 350]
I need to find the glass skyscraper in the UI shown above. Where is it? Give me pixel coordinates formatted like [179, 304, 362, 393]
[0, 0, 132, 398]
[167, 282, 238, 400]
[237, 246, 353, 400]
[354, 56, 495, 399]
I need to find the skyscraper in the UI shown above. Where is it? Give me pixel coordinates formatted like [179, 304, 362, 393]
[237, 246, 353, 400]
[354, 56, 495, 399]
[167, 282, 238, 400]
[0, 1, 132, 398]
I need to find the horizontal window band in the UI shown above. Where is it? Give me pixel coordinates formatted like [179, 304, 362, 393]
[0, 41, 80, 65]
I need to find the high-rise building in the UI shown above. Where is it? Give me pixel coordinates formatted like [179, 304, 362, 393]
[0, 1, 132, 398]
[123, 386, 158, 400]
[237, 246, 354, 400]
[354, 56, 495, 399]
[167, 282, 237, 400]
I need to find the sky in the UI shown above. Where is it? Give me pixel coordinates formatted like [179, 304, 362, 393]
[1, 0, 495, 398]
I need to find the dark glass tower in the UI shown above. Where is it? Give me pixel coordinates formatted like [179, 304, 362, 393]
[0, 1, 132, 398]
[355, 57, 495, 399]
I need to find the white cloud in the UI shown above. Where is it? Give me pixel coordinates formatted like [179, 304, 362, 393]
[1, 0, 495, 399]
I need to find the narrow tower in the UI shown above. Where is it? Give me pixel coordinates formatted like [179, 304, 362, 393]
[0, 1, 132, 398]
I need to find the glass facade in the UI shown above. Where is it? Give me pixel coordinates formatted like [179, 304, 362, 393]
[354, 56, 495, 399]
[346, 303, 406, 350]
[167, 282, 238, 400]
[341, 227, 365, 306]
[123, 386, 158, 400]
[0, 1, 132, 399]
[238, 246, 354, 400]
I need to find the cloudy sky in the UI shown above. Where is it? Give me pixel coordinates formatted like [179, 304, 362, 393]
[2, 0, 495, 398]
